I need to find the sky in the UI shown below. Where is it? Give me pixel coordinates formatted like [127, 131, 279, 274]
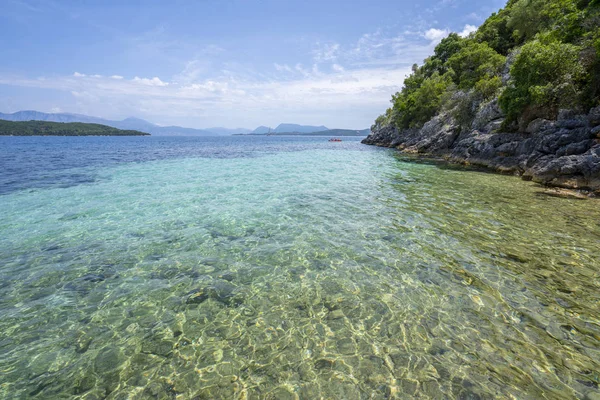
[0, 0, 507, 130]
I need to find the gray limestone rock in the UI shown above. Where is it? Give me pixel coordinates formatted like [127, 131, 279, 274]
[472, 99, 504, 132]
[362, 105, 600, 193]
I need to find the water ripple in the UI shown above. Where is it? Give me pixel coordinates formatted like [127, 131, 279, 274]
[0, 137, 599, 399]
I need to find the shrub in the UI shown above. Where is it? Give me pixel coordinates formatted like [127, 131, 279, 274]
[447, 42, 506, 90]
[581, 28, 600, 107]
[433, 33, 466, 65]
[391, 72, 454, 129]
[446, 90, 480, 129]
[499, 38, 586, 122]
[475, 76, 503, 100]
[475, 8, 517, 55]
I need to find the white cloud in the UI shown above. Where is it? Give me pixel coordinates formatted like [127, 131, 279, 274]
[459, 24, 478, 37]
[174, 60, 209, 85]
[132, 76, 169, 86]
[424, 28, 450, 43]
[320, 30, 439, 69]
[312, 42, 340, 62]
[294, 63, 311, 78]
[1, 27, 456, 128]
[274, 63, 293, 73]
[0, 64, 410, 128]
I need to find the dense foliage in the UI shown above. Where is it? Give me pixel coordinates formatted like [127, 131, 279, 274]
[375, 0, 600, 132]
[0, 120, 149, 136]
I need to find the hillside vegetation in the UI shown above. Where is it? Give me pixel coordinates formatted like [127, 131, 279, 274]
[374, 0, 600, 133]
[0, 120, 149, 136]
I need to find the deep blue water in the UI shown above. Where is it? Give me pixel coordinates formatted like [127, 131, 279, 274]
[0, 135, 369, 195]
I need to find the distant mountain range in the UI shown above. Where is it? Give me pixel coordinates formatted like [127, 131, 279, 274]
[251, 126, 272, 134]
[0, 111, 368, 136]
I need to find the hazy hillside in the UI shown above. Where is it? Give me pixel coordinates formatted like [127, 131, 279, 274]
[251, 126, 272, 134]
[274, 123, 328, 133]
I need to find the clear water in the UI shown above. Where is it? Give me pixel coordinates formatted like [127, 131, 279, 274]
[0, 136, 599, 399]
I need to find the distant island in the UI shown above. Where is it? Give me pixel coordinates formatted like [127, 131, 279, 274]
[0, 120, 150, 136]
[238, 128, 370, 136]
[0, 111, 233, 136]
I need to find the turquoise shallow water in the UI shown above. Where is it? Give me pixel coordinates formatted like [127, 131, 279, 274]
[0, 136, 599, 399]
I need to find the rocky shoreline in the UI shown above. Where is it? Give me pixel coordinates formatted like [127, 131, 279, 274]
[362, 102, 600, 194]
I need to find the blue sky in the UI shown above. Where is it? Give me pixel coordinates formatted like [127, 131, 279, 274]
[0, 0, 507, 129]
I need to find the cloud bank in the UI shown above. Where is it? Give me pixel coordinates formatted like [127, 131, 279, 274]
[0, 24, 478, 128]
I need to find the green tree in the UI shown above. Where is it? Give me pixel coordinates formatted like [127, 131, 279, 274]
[507, 0, 549, 42]
[508, 0, 589, 43]
[447, 42, 506, 90]
[581, 28, 600, 106]
[475, 8, 516, 55]
[499, 38, 586, 122]
[433, 33, 466, 64]
[391, 72, 454, 129]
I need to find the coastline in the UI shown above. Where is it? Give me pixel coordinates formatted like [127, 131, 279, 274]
[362, 103, 600, 195]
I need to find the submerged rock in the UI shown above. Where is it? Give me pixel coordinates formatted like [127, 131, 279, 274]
[185, 288, 209, 304]
[218, 271, 235, 282]
[185, 279, 243, 306]
[141, 338, 173, 357]
[209, 280, 237, 302]
[82, 274, 105, 283]
[314, 358, 335, 370]
[75, 334, 93, 354]
[536, 188, 589, 200]
[94, 346, 122, 373]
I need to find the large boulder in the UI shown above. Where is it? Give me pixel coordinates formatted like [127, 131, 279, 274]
[361, 125, 402, 146]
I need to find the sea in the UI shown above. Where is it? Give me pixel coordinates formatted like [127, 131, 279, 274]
[0, 135, 599, 399]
